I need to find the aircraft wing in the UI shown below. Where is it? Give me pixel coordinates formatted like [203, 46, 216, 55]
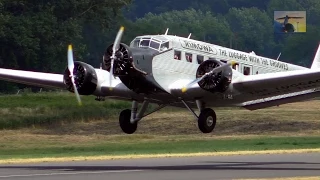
[169, 68, 320, 108]
[232, 69, 320, 99]
[0, 68, 65, 89]
[241, 88, 320, 110]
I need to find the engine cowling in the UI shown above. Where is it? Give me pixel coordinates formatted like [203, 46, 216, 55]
[63, 61, 97, 95]
[103, 43, 133, 76]
[196, 59, 232, 93]
[102, 43, 162, 94]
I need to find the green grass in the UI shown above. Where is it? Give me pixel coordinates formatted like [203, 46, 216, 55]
[0, 92, 132, 129]
[0, 136, 318, 160]
[0, 92, 319, 161]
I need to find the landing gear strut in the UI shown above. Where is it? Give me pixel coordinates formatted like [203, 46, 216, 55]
[181, 99, 216, 133]
[119, 99, 216, 134]
[119, 99, 166, 134]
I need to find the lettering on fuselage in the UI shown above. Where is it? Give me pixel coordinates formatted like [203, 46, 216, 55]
[180, 39, 289, 71]
[181, 40, 218, 55]
[218, 48, 289, 70]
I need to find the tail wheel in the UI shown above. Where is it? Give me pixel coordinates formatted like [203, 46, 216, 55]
[198, 108, 216, 133]
[119, 109, 137, 134]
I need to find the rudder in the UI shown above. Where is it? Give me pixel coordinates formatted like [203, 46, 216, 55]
[311, 43, 320, 69]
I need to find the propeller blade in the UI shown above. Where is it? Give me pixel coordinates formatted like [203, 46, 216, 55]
[109, 26, 125, 90]
[71, 76, 82, 106]
[109, 56, 114, 90]
[67, 44, 82, 106]
[182, 60, 236, 93]
[67, 45, 74, 73]
[112, 26, 125, 57]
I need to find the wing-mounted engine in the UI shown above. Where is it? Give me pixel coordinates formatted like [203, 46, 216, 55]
[63, 61, 97, 95]
[196, 59, 232, 93]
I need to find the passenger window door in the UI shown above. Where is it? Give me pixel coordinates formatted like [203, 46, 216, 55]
[185, 53, 192, 62]
[197, 55, 204, 64]
[243, 65, 252, 75]
[174, 51, 181, 60]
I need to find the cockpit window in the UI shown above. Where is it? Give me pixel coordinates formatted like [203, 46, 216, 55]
[140, 38, 150, 47]
[130, 36, 170, 52]
[132, 39, 140, 47]
[150, 41, 160, 50]
[160, 41, 169, 51]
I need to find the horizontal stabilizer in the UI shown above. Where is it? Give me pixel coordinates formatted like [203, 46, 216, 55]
[311, 43, 320, 69]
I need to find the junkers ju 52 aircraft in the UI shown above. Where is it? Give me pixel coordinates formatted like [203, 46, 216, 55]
[1, 27, 320, 134]
[274, 15, 304, 33]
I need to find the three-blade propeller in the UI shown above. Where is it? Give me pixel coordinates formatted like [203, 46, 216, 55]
[181, 60, 236, 93]
[109, 26, 125, 90]
[67, 45, 82, 106]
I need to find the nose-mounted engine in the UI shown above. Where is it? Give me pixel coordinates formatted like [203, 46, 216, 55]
[103, 43, 161, 94]
[196, 59, 232, 93]
[103, 43, 134, 76]
[102, 27, 166, 94]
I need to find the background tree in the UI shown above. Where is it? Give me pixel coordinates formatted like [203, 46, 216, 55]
[0, 0, 131, 92]
[1, 0, 320, 93]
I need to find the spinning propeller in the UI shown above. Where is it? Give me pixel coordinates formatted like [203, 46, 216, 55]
[181, 60, 236, 93]
[67, 45, 82, 106]
[109, 26, 125, 90]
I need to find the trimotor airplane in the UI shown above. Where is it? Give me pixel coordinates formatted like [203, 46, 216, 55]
[1, 27, 320, 134]
[274, 15, 304, 33]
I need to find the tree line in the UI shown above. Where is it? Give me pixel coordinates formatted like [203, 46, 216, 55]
[1, 0, 320, 92]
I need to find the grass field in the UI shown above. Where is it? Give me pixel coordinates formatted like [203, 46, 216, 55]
[0, 92, 319, 162]
[0, 132, 319, 161]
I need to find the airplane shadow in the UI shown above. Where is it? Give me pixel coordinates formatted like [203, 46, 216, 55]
[0, 161, 319, 171]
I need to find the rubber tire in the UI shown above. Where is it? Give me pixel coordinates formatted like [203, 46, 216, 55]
[119, 109, 137, 134]
[198, 108, 216, 133]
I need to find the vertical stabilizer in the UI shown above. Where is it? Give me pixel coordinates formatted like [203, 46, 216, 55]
[311, 43, 320, 69]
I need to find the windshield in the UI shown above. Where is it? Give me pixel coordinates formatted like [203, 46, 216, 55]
[130, 36, 169, 51]
[140, 38, 150, 47]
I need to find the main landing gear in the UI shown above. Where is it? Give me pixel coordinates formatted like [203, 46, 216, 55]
[119, 99, 166, 134]
[180, 99, 216, 133]
[119, 99, 216, 134]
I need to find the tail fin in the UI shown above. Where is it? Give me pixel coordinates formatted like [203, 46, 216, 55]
[311, 43, 320, 69]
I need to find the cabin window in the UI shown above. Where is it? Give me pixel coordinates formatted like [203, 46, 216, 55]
[243, 66, 251, 75]
[185, 53, 192, 62]
[197, 55, 204, 64]
[174, 51, 181, 60]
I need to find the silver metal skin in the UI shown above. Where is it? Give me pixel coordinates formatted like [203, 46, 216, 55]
[1, 29, 320, 134]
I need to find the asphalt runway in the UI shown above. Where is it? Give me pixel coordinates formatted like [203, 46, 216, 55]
[0, 153, 319, 180]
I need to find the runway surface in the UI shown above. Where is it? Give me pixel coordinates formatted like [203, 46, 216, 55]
[0, 153, 319, 180]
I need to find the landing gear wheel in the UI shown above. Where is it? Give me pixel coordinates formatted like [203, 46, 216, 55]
[119, 109, 137, 134]
[198, 108, 216, 133]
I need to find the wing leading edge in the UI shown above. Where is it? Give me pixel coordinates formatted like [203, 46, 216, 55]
[0, 68, 65, 89]
[241, 88, 320, 110]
